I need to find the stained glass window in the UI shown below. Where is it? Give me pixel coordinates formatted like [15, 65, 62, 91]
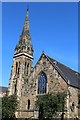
[38, 72, 47, 94]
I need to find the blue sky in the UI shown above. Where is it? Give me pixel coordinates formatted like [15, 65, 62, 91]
[2, 2, 78, 87]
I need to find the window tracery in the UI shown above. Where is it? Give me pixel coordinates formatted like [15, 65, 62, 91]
[38, 72, 47, 94]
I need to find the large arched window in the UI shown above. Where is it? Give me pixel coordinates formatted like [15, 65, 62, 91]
[38, 72, 47, 94]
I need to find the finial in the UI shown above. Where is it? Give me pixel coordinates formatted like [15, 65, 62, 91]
[42, 50, 44, 54]
[27, 5, 29, 12]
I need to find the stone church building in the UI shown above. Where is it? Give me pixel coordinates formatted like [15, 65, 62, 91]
[8, 9, 80, 118]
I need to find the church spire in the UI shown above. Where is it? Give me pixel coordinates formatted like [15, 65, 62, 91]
[22, 8, 29, 35]
[14, 8, 33, 57]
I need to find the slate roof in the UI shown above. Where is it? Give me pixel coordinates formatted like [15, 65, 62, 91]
[46, 55, 80, 89]
[0, 87, 8, 93]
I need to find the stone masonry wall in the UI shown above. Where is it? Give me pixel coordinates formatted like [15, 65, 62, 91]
[17, 54, 78, 118]
[18, 54, 68, 118]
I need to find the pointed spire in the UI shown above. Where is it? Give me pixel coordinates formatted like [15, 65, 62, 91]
[14, 7, 33, 57]
[22, 7, 29, 34]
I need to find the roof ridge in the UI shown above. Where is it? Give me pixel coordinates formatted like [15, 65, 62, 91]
[46, 55, 69, 82]
[46, 55, 80, 89]
[47, 55, 78, 73]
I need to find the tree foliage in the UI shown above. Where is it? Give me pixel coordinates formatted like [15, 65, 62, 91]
[36, 92, 66, 119]
[2, 95, 18, 118]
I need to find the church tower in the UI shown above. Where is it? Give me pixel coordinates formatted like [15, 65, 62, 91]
[8, 8, 33, 97]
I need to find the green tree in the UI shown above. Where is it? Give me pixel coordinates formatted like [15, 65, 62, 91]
[36, 92, 66, 119]
[2, 95, 18, 118]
